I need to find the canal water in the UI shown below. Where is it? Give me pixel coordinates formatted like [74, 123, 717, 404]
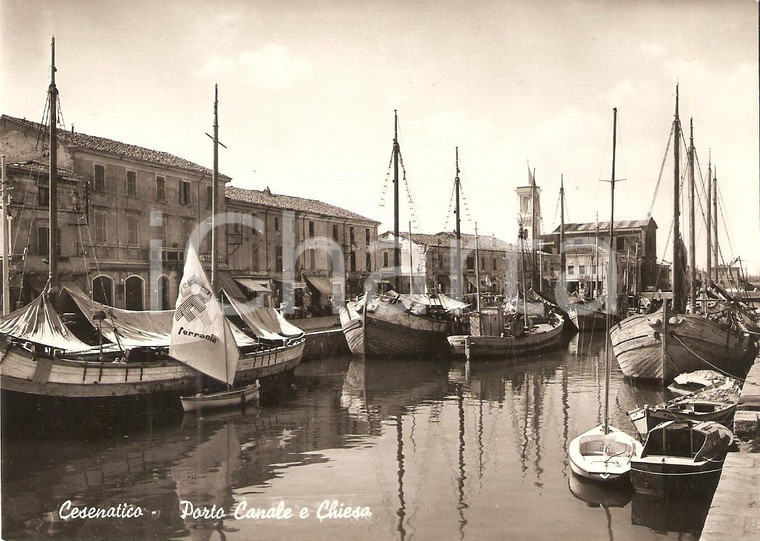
[2, 333, 715, 540]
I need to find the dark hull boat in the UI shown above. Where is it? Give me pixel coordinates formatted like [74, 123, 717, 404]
[463, 313, 564, 361]
[340, 292, 464, 359]
[630, 420, 732, 498]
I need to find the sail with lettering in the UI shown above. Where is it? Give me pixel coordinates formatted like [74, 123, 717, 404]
[170, 243, 239, 384]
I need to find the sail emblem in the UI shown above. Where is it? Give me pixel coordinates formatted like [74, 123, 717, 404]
[174, 276, 213, 326]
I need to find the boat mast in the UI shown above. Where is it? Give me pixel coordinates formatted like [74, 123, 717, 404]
[530, 168, 539, 292]
[604, 107, 618, 435]
[672, 85, 684, 313]
[48, 36, 59, 290]
[474, 222, 481, 312]
[211, 84, 219, 291]
[1, 155, 9, 315]
[713, 166, 719, 281]
[559, 174, 566, 295]
[706, 154, 712, 285]
[454, 147, 462, 300]
[393, 110, 400, 293]
[688, 118, 696, 311]
[408, 221, 413, 294]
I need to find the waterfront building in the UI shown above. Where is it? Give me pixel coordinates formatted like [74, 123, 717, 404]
[542, 218, 658, 295]
[377, 231, 518, 302]
[225, 186, 379, 315]
[0, 114, 229, 310]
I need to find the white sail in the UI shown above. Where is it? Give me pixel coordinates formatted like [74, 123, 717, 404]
[170, 243, 239, 384]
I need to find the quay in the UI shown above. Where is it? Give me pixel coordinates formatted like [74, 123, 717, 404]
[700, 356, 760, 540]
[291, 315, 349, 361]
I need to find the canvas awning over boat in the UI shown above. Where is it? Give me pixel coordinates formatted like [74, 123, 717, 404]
[235, 278, 271, 293]
[63, 285, 257, 349]
[0, 292, 92, 351]
[303, 273, 334, 296]
[396, 292, 468, 312]
[216, 271, 247, 301]
[225, 294, 305, 342]
[64, 285, 175, 348]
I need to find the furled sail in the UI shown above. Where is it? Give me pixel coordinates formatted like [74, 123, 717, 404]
[225, 293, 305, 342]
[170, 244, 240, 385]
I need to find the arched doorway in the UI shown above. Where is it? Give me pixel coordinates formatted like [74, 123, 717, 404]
[157, 275, 170, 310]
[125, 276, 144, 311]
[92, 275, 113, 306]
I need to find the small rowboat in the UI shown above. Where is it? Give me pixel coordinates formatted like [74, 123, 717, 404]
[181, 380, 260, 413]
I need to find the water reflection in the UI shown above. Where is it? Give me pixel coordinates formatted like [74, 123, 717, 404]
[3, 340, 706, 540]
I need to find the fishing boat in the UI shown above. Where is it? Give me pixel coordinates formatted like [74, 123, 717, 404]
[610, 87, 758, 384]
[338, 119, 468, 359]
[568, 108, 642, 482]
[627, 376, 740, 438]
[630, 420, 732, 498]
[464, 312, 563, 361]
[0, 72, 304, 408]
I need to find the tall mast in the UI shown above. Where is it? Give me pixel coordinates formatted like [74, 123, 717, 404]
[531, 169, 539, 291]
[559, 174, 566, 293]
[713, 166, 719, 280]
[474, 222, 481, 312]
[48, 36, 59, 289]
[706, 154, 712, 284]
[393, 111, 400, 292]
[688, 118, 696, 311]
[408, 221, 413, 294]
[454, 147, 462, 300]
[604, 107, 618, 435]
[1, 155, 9, 314]
[211, 84, 219, 291]
[672, 85, 684, 313]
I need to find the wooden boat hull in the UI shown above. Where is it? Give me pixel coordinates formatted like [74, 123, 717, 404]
[630, 456, 725, 498]
[362, 301, 454, 359]
[568, 424, 643, 481]
[181, 381, 260, 413]
[628, 401, 737, 439]
[610, 307, 757, 384]
[339, 306, 364, 356]
[464, 317, 563, 361]
[0, 336, 304, 399]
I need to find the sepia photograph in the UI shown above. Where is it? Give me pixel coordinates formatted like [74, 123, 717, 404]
[1, 1, 759, 539]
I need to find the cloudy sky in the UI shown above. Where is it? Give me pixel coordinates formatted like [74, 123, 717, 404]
[2, 0, 758, 274]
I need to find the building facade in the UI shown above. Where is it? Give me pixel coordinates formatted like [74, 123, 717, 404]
[225, 186, 379, 315]
[1, 114, 229, 310]
[377, 231, 519, 302]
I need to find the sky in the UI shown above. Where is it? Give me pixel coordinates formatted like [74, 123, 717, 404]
[2, 0, 759, 274]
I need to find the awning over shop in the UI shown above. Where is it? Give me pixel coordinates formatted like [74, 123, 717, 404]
[216, 271, 246, 301]
[303, 273, 334, 296]
[235, 277, 271, 293]
[465, 275, 478, 289]
[273, 278, 307, 289]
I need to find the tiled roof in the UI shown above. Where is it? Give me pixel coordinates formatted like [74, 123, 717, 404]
[7, 160, 82, 180]
[382, 231, 518, 252]
[2, 115, 228, 179]
[551, 219, 655, 234]
[226, 186, 379, 223]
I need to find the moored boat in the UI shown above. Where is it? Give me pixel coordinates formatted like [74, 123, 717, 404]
[630, 420, 732, 498]
[181, 380, 260, 413]
[464, 312, 564, 361]
[611, 87, 758, 384]
[627, 375, 740, 438]
[567, 108, 642, 483]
